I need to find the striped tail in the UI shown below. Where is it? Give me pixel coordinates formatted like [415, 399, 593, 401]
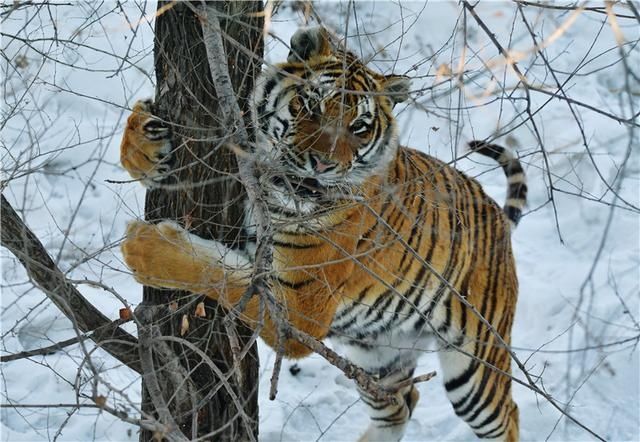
[469, 140, 527, 227]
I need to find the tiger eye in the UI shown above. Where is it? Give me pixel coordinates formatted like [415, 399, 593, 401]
[305, 98, 322, 119]
[350, 120, 370, 137]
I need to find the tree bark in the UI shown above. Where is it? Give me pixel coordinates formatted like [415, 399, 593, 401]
[140, 2, 263, 440]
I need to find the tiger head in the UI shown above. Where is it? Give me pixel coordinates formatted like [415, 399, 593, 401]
[252, 27, 411, 190]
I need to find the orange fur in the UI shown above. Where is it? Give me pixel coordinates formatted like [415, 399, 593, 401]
[119, 26, 521, 441]
[119, 101, 170, 184]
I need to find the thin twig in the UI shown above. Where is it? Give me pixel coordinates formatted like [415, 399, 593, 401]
[1, 336, 87, 362]
[0, 194, 141, 372]
[136, 305, 190, 442]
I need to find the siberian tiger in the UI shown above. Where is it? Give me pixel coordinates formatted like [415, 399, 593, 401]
[120, 27, 527, 442]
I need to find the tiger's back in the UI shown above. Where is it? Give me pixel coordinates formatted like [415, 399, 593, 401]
[332, 146, 517, 342]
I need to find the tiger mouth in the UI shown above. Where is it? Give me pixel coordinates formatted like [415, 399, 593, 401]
[271, 175, 326, 198]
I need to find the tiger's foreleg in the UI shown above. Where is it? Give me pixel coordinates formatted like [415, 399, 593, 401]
[121, 220, 252, 292]
[121, 220, 337, 358]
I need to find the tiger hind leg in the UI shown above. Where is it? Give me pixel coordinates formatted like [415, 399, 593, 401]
[357, 363, 419, 442]
[438, 333, 519, 442]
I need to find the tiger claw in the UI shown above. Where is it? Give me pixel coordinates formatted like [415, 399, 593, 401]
[120, 99, 174, 187]
[142, 116, 171, 141]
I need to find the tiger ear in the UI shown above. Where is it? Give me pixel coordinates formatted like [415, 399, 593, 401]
[287, 26, 333, 62]
[382, 75, 412, 106]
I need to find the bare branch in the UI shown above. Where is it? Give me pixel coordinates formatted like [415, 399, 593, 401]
[0, 194, 141, 373]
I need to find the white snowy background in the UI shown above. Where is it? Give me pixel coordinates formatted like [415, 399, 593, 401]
[2, 1, 638, 441]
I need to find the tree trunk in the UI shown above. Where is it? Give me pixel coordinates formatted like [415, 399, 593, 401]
[140, 2, 263, 440]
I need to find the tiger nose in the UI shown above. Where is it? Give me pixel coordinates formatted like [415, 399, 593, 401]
[308, 154, 335, 173]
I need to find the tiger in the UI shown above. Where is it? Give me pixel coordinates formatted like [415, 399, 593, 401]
[120, 26, 527, 442]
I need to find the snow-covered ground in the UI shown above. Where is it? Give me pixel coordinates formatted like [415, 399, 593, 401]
[2, 2, 638, 441]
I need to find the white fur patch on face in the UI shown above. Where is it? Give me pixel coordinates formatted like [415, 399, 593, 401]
[346, 127, 399, 185]
[270, 187, 317, 216]
[252, 69, 296, 154]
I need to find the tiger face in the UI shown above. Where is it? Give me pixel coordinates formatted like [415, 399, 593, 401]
[252, 27, 411, 189]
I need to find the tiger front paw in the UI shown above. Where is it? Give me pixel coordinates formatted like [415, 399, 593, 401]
[120, 99, 173, 187]
[121, 220, 208, 291]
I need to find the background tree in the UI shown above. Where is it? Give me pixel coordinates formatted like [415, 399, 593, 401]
[138, 2, 263, 440]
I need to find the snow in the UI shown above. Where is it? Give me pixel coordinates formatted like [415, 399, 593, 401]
[2, 2, 638, 441]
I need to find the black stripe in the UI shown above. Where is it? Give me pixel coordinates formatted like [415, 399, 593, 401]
[361, 289, 395, 321]
[274, 116, 289, 139]
[468, 141, 504, 162]
[272, 240, 318, 249]
[356, 222, 378, 249]
[476, 426, 506, 439]
[437, 294, 453, 335]
[267, 204, 298, 217]
[345, 339, 374, 350]
[368, 265, 432, 336]
[275, 277, 314, 290]
[507, 182, 527, 199]
[468, 374, 506, 429]
[360, 396, 388, 410]
[262, 76, 278, 99]
[359, 273, 409, 326]
[143, 118, 169, 132]
[359, 108, 390, 165]
[480, 216, 503, 349]
[144, 132, 170, 141]
[388, 259, 430, 330]
[357, 289, 405, 334]
[356, 119, 380, 161]
[504, 206, 522, 225]
[387, 198, 433, 328]
[398, 181, 427, 270]
[356, 193, 394, 251]
[283, 148, 305, 168]
[505, 161, 524, 176]
[471, 389, 510, 436]
[382, 366, 415, 382]
[455, 362, 494, 417]
[331, 313, 360, 333]
[334, 285, 372, 321]
[468, 141, 527, 225]
[256, 77, 278, 125]
[386, 196, 410, 233]
[371, 405, 406, 422]
[445, 363, 478, 393]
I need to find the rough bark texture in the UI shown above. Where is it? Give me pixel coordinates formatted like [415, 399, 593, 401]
[140, 2, 263, 440]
